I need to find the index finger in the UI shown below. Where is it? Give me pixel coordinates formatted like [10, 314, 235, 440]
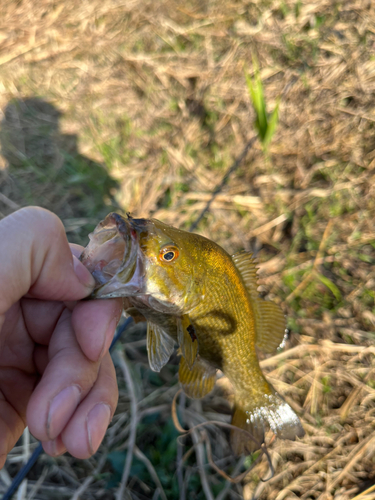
[0, 207, 95, 315]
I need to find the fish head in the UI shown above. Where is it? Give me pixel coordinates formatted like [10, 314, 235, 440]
[80, 213, 206, 313]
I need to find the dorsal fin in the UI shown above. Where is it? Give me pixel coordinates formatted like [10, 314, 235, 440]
[147, 321, 175, 372]
[232, 250, 286, 353]
[254, 299, 287, 353]
[232, 251, 259, 300]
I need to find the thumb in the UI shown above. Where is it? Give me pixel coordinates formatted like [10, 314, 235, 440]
[0, 207, 95, 314]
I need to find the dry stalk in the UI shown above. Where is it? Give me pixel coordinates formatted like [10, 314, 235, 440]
[69, 453, 108, 500]
[172, 389, 274, 483]
[113, 348, 138, 500]
[286, 220, 333, 303]
[189, 424, 215, 500]
[133, 446, 168, 500]
[352, 484, 375, 500]
[329, 434, 375, 492]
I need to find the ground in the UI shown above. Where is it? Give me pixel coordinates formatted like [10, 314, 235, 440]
[0, 0, 375, 499]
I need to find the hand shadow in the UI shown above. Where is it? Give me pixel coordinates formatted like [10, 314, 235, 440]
[0, 97, 119, 243]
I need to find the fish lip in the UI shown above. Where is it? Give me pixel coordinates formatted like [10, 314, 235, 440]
[82, 212, 146, 299]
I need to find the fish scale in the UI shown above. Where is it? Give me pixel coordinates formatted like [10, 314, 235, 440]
[189, 248, 268, 397]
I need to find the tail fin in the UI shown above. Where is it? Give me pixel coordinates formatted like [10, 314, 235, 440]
[230, 392, 304, 455]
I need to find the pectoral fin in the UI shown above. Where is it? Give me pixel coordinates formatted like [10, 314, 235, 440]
[179, 356, 216, 398]
[177, 314, 198, 369]
[147, 321, 175, 372]
[255, 300, 287, 353]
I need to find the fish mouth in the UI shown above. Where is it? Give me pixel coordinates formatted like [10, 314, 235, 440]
[80, 213, 144, 299]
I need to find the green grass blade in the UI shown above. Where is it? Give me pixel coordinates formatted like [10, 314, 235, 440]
[264, 98, 280, 147]
[245, 59, 279, 148]
[316, 273, 342, 301]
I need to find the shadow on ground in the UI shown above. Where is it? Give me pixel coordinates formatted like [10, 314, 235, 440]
[0, 97, 119, 243]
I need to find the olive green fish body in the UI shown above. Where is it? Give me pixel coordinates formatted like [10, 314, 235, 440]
[183, 243, 270, 393]
[81, 213, 304, 454]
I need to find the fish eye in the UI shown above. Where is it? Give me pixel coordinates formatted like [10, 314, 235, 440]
[159, 246, 179, 262]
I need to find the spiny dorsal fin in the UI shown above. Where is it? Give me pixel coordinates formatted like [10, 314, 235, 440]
[177, 314, 198, 370]
[232, 250, 286, 353]
[147, 321, 175, 372]
[179, 356, 216, 399]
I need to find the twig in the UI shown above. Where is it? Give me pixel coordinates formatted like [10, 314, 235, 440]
[0, 468, 12, 488]
[258, 339, 371, 370]
[259, 344, 320, 369]
[352, 483, 375, 499]
[26, 466, 48, 500]
[215, 456, 245, 500]
[336, 106, 375, 123]
[172, 389, 260, 448]
[286, 220, 333, 303]
[16, 480, 27, 500]
[204, 432, 264, 484]
[249, 214, 288, 238]
[189, 136, 257, 231]
[172, 390, 274, 483]
[188, 408, 215, 500]
[17, 428, 30, 500]
[133, 447, 167, 500]
[2, 444, 43, 500]
[0, 192, 20, 210]
[114, 348, 138, 500]
[70, 453, 108, 500]
[176, 391, 186, 500]
[329, 434, 375, 492]
[285, 272, 315, 304]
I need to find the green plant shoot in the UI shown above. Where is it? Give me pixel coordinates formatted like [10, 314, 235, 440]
[245, 58, 280, 149]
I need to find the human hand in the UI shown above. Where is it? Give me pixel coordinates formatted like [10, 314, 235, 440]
[0, 207, 122, 468]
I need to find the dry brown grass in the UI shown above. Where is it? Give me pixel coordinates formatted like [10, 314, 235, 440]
[1, 0, 375, 499]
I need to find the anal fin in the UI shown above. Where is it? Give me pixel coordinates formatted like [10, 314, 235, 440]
[147, 321, 175, 372]
[255, 300, 287, 353]
[177, 314, 198, 369]
[179, 356, 216, 399]
[230, 406, 264, 455]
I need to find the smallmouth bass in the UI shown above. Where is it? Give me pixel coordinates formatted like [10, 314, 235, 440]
[80, 213, 304, 454]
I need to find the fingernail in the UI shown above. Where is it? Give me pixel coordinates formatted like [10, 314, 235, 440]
[73, 255, 96, 289]
[43, 439, 57, 456]
[87, 404, 111, 454]
[43, 437, 66, 457]
[47, 385, 81, 439]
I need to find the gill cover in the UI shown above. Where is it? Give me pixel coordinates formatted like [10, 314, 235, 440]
[79, 213, 144, 299]
[80, 213, 205, 314]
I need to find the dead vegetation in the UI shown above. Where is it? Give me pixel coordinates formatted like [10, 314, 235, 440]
[0, 0, 375, 499]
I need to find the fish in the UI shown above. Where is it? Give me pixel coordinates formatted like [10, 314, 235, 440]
[80, 212, 305, 454]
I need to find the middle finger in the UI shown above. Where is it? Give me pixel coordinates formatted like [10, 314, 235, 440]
[26, 309, 100, 442]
